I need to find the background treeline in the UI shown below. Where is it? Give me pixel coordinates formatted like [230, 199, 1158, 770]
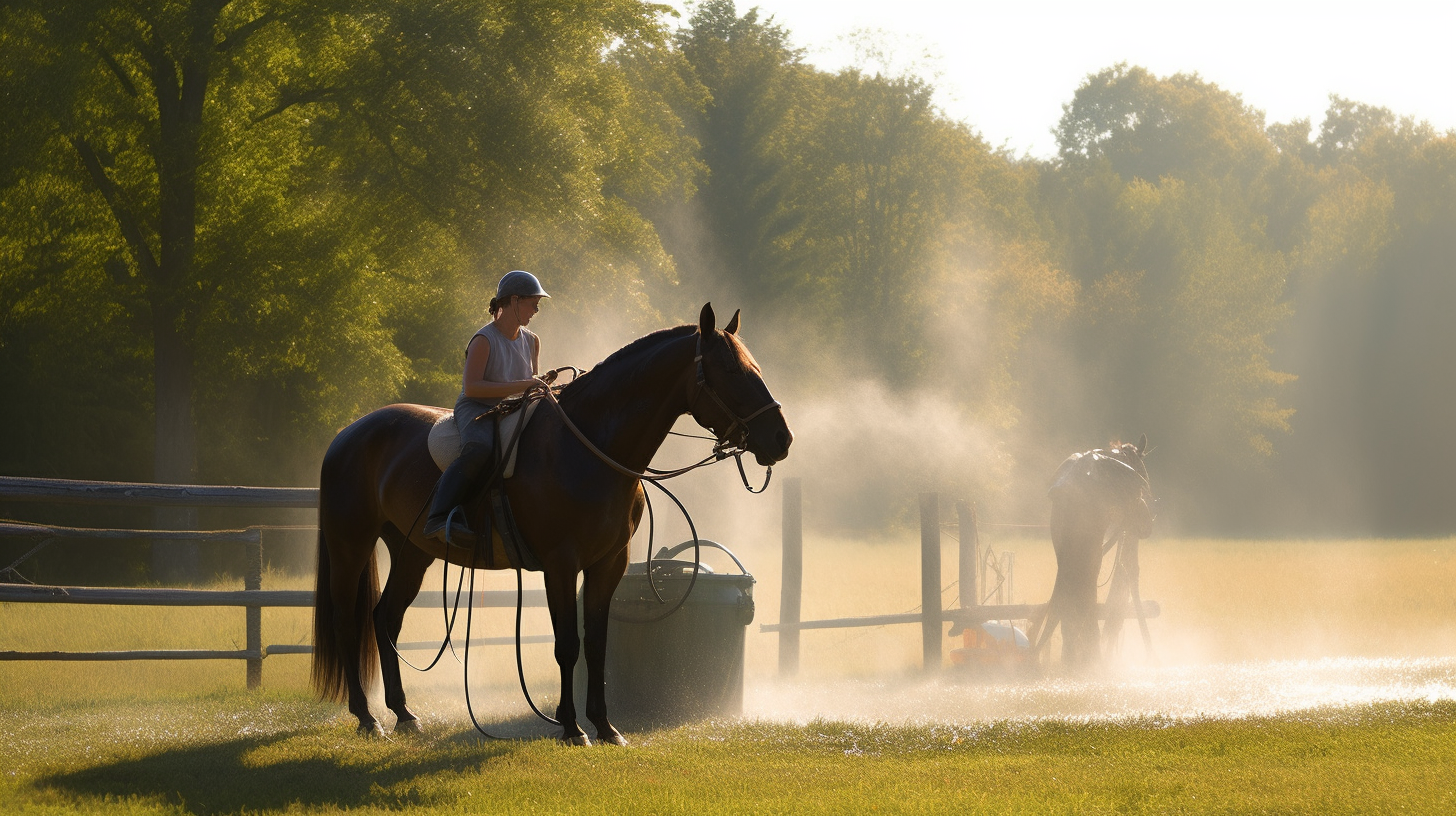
[2, 0, 1453, 537]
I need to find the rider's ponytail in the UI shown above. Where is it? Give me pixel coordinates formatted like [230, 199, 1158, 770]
[489, 294, 518, 317]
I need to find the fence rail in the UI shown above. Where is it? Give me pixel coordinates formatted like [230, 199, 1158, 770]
[760, 601, 1161, 633]
[1, 649, 262, 661]
[771, 479, 1160, 673]
[0, 475, 317, 508]
[0, 522, 263, 541]
[0, 584, 547, 609]
[0, 475, 552, 686]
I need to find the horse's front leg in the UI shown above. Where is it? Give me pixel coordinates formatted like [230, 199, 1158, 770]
[544, 568, 590, 745]
[582, 545, 630, 746]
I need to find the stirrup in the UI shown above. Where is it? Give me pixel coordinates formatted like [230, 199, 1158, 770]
[424, 506, 475, 545]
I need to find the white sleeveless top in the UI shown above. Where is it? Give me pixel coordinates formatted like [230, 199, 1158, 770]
[455, 323, 537, 412]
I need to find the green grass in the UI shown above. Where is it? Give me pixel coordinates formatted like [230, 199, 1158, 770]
[4, 539, 1456, 813]
[1, 692, 1452, 815]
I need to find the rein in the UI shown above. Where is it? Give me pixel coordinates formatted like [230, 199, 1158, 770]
[532, 332, 781, 491]
[429, 342, 780, 736]
[526, 349, 774, 614]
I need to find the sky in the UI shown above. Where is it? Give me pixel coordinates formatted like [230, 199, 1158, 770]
[667, 0, 1456, 158]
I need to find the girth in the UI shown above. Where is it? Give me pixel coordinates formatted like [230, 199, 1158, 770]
[456, 481, 540, 572]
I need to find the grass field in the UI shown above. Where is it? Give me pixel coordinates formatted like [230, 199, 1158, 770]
[2, 536, 1455, 813]
[3, 693, 1453, 815]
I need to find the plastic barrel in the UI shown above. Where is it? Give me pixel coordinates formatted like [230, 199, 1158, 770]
[576, 540, 755, 728]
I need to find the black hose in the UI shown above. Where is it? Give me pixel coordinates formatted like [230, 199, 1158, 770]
[515, 567, 561, 727]
[642, 488, 665, 603]
[608, 479, 702, 625]
[460, 541, 509, 740]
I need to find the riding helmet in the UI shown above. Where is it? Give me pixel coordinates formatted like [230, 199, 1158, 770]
[497, 270, 550, 300]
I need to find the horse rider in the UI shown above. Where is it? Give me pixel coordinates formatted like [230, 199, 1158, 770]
[423, 270, 551, 543]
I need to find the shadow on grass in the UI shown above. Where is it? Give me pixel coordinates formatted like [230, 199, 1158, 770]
[35, 714, 555, 814]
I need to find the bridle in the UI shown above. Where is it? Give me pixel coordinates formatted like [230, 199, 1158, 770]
[689, 329, 782, 460]
[509, 330, 780, 493]
[423, 329, 785, 735]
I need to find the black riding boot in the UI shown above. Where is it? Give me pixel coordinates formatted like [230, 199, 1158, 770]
[423, 442, 494, 544]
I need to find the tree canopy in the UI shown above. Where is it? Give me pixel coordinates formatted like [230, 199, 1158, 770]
[3, 0, 1454, 537]
[0, 0, 696, 485]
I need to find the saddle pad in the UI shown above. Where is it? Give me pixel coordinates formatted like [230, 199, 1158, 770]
[426, 401, 540, 477]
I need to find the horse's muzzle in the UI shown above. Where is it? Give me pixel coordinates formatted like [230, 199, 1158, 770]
[754, 426, 793, 466]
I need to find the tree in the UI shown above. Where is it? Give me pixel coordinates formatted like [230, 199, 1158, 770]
[1041, 66, 1297, 527]
[790, 69, 980, 379]
[1056, 63, 1274, 191]
[0, 0, 692, 489]
[1264, 97, 1456, 533]
[670, 0, 806, 313]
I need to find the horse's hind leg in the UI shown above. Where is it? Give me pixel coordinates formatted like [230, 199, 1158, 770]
[544, 568, 590, 745]
[326, 525, 384, 736]
[582, 546, 629, 746]
[376, 525, 433, 734]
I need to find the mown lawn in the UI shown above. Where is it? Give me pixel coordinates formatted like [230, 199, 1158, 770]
[3, 538, 1455, 813]
[2, 692, 1452, 815]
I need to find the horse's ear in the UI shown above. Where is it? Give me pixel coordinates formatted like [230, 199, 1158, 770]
[698, 303, 715, 335]
[1137, 434, 1147, 455]
[725, 309, 741, 335]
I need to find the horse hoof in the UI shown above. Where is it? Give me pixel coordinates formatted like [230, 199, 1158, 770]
[394, 718, 424, 736]
[357, 721, 385, 738]
[561, 733, 592, 747]
[598, 730, 629, 747]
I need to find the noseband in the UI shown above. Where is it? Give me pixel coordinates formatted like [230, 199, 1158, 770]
[691, 330, 781, 452]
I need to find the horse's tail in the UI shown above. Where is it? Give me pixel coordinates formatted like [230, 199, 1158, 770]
[311, 525, 381, 703]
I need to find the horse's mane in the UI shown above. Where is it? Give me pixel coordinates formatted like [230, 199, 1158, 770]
[558, 324, 697, 404]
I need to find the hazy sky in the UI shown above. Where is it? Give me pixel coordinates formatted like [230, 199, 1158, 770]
[668, 1, 1456, 158]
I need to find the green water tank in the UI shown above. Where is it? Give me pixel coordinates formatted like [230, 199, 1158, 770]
[579, 540, 755, 729]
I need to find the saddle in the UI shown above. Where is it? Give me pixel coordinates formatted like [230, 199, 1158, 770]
[428, 398, 544, 571]
[427, 400, 540, 475]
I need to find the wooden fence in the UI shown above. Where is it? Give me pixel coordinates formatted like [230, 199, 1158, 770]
[3, 475, 1162, 686]
[0, 476, 547, 689]
[767, 477, 1160, 675]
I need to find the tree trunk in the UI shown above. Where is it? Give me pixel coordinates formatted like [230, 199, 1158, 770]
[148, 2, 223, 582]
[150, 302, 200, 582]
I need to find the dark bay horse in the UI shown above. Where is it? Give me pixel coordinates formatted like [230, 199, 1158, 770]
[312, 304, 791, 744]
[1041, 436, 1152, 667]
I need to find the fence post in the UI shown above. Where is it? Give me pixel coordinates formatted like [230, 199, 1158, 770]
[245, 529, 263, 690]
[778, 477, 802, 677]
[920, 493, 942, 671]
[1004, 551, 1015, 605]
[956, 500, 977, 610]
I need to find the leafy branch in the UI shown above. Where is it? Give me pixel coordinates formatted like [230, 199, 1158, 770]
[68, 134, 160, 285]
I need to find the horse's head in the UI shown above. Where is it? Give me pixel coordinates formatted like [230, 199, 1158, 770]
[688, 303, 792, 466]
[1104, 434, 1153, 538]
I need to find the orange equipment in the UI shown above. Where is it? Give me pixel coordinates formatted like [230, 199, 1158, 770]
[949, 620, 1031, 669]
